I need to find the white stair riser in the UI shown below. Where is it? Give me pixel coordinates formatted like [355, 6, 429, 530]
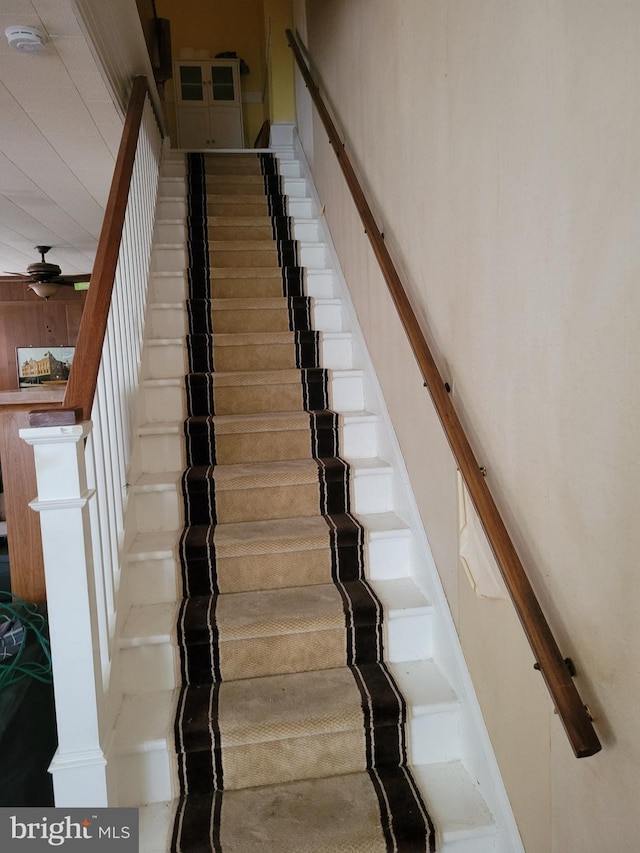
[143, 344, 186, 380]
[150, 275, 185, 302]
[330, 371, 365, 411]
[299, 244, 327, 269]
[148, 307, 186, 339]
[158, 179, 183, 200]
[352, 467, 394, 514]
[340, 419, 378, 458]
[305, 270, 336, 298]
[117, 750, 174, 807]
[385, 611, 433, 663]
[287, 198, 315, 218]
[283, 177, 308, 198]
[143, 384, 185, 423]
[121, 643, 177, 693]
[133, 489, 182, 534]
[322, 334, 353, 369]
[161, 162, 185, 179]
[442, 839, 500, 853]
[293, 221, 320, 242]
[277, 161, 302, 178]
[156, 199, 185, 220]
[138, 434, 184, 473]
[152, 247, 185, 273]
[154, 223, 185, 244]
[313, 301, 342, 332]
[410, 711, 461, 766]
[368, 532, 412, 581]
[127, 557, 180, 606]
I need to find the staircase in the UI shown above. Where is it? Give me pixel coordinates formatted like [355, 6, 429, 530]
[114, 131, 521, 852]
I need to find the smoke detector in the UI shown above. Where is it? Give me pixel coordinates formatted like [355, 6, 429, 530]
[5, 26, 47, 53]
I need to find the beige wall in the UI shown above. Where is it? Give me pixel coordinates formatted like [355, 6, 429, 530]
[296, 2, 640, 851]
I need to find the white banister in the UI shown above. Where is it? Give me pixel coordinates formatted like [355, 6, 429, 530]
[20, 90, 162, 806]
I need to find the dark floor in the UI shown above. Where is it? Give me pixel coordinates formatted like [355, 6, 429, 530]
[0, 602, 56, 807]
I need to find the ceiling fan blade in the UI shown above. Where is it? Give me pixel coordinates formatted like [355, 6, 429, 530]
[3, 270, 29, 277]
[0, 274, 30, 282]
[57, 274, 91, 283]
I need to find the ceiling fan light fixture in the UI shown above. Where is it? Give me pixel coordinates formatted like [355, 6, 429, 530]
[28, 281, 60, 300]
[5, 25, 47, 53]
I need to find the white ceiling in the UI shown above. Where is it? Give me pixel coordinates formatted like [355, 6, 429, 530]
[0, 0, 122, 280]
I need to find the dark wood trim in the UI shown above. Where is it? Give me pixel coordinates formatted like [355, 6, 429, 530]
[28, 408, 83, 428]
[0, 410, 49, 603]
[63, 76, 149, 421]
[286, 29, 601, 758]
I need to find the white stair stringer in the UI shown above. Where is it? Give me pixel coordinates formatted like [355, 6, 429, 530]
[113, 141, 522, 853]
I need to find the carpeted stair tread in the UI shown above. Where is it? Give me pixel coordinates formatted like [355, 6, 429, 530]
[188, 295, 312, 334]
[192, 333, 319, 373]
[182, 457, 352, 524]
[184, 583, 352, 642]
[210, 267, 283, 279]
[184, 409, 339, 466]
[205, 174, 269, 191]
[178, 584, 369, 680]
[179, 515, 341, 595]
[208, 515, 331, 558]
[209, 330, 314, 347]
[200, 156, 266, 176]
[187, 458, 333, 489]
[208, 250, 291, 269]
[207, 200, 276, 218]
[181, 667, 370, 752]
[178, 665, 401, 750]
[175, 664, 413, 792]
[186, 368, 326, 415]
[187, 410, 330, 433]
[208, 215, 281, 224]
[208, 239, 293, 251]
[172, 770, 431, 853]
[208, 295, 305, 309]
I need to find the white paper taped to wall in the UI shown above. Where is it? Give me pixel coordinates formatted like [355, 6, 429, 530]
[457, 471, 509, 600]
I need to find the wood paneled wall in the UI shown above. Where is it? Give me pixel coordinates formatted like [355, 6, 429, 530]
[0, 284, 86, 390]
[0, 285, 87, 603]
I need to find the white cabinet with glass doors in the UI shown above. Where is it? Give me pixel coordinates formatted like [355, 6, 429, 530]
[174, 59, 244, 149]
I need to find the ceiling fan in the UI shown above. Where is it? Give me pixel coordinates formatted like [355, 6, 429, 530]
[0, 245, 91, 299]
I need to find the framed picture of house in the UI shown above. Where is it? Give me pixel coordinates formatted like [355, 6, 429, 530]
[16, 346, 75, 387]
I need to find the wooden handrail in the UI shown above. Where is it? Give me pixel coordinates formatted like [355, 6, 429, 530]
[60, 76, 149, 422]
[286, 29, 601, 758]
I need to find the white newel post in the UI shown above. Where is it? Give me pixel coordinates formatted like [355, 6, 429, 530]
[20, 421, 109, 807]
